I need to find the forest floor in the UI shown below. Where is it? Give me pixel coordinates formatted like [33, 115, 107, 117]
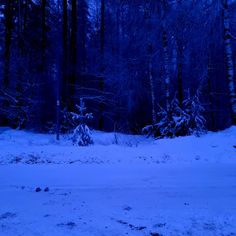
[0, 127, 236, 236]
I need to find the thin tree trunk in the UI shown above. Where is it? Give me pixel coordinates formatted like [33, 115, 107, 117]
[69, 0, 77, 109]
[148, 44, 157, 125]
[98, 0, 105, 130]
[162, 29, 171, 110]
[3, 0, 13, 88]
[223, 0, 236, 123]
[40, 0, 47, 127]
[62, 0, 68, 105]
[41, 0, 46, 70]
[23, 0, 28, 33]
[177, 39, 183, 107]
[55, 62, 60, 140]
[207, 32, 216, 130]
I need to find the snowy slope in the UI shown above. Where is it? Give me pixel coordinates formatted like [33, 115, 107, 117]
[0, 127, 236, 236]
[0, 127, 236, 165]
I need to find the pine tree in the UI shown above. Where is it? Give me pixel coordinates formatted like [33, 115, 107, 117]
[143, 92, 206, 138]
[183, 91, 206, 136]
[70, 98, 93, 146]
[143, 95, 184, 138]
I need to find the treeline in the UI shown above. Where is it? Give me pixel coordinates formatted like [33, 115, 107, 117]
[0, 0, 236, 134]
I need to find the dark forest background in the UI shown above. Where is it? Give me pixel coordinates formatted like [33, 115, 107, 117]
[0, 0, 236, 134]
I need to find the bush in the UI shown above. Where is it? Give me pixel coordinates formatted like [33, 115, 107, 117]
[143, 91, 206, 138]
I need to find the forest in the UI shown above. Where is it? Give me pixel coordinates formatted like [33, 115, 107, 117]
[0, 0, 236, 137]
[1, 1, 236, 235]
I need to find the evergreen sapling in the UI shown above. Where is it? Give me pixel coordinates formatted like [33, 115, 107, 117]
[70, 98, 93, 146]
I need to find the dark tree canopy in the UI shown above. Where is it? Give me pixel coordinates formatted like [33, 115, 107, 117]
[0, 0, 236, 134]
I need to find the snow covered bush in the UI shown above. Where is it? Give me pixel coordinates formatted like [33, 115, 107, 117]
[183, 91, 206, 136]
[143, 96, 187, 138]
[143, 91, 206, 138]
[72, 124, 93, 146]
[69, 99, 93, 146]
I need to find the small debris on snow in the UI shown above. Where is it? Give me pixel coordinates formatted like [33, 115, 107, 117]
[154, 223, 166, 228]
[123, 205, 132, 211]
[57, 221, 77, 229]
[116, 219, 146, 231]
[44, 214, 50, 218]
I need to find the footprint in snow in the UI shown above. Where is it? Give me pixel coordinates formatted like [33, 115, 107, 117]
[57, 221, 77, 229]
[116, 220, 146, 231]
[123, 205, 132, 211]
[0, 212, 17, 220]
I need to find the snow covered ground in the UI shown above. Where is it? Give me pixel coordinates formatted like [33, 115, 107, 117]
[0, 127, 236, 236]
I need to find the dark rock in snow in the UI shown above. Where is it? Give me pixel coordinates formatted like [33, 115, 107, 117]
[35, 187, 42, 192]
[44, 187, 49, 192]
[150, 232, 161, 236]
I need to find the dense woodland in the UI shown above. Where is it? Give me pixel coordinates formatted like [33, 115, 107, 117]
[0, 0, 236, 136]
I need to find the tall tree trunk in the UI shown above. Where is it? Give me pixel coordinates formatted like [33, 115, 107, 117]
[148, 44, 157, 125]
[177, 39, 183, 107]
[78, 0, 88, 74]
[55, 62, 60, 140]
[207, 51, 214, 130]
[62, 0, 68, 105]
[162, 29, 171, 110]
[16, 0, 24, 114]
[69, 0, 77, 109]
[18, 0, 22, 46]
[23, 0, 28, 33]
[3, 0, 13, 88]
[98, 0, 105, 130]
[222, 0, 236, 124]
[41, 0, 46, 71]
[116, 2, 121, 73]
[100, 0, 105, 56]
[160, 0, 171, 111]
[40, 0, 47, 127]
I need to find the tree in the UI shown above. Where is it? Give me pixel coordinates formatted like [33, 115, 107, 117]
[69, 0, 77, 108]
[3, 0, 14, 88]
[0, 0, 235, 133]
[222, 0, 236, 124]
[147, 43, 157, 125]
[143, 91, 206, 138]
[70, 98, 93, 146]
[62, 0, 68, 105]
[161, 0, 171, 110]
[98, 0, 105, 130]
